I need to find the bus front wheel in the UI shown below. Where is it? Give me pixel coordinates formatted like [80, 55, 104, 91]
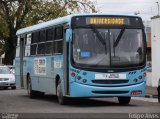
[118, 97, 131, 105]
[57, 81, 66, 105]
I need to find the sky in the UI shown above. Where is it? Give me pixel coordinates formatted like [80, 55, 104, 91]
[95, 0, 160, 21]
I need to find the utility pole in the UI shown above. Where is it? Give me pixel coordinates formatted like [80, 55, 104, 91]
[156, 1, 159, 16]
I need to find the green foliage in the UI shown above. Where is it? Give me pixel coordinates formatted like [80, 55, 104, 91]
[0, 17, 9, 39]
[0, 0, 97, 64]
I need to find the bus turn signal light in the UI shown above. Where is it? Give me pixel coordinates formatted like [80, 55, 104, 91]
[143, 72, 146, 77]
[131, 90, 142, 95]
[71, 72, 76, 77]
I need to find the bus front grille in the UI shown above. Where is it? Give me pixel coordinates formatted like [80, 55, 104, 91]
[92, 80, 129, 84]
[92, 91, 129, 94]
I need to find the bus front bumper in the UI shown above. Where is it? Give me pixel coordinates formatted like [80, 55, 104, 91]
[69, 82, 146, 97]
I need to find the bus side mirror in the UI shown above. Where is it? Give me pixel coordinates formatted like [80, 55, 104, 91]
[66, 29, 72, 42]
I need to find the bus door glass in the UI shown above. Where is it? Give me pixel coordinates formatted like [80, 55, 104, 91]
[64, 28, 71, 95]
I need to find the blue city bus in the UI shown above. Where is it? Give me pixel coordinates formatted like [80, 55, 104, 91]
[15, 14, 147, 105]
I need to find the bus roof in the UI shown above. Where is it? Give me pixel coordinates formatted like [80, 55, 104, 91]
[16, 13, 140, 35]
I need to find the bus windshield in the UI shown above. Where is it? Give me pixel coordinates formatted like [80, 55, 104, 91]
[72, 28, 145, 69]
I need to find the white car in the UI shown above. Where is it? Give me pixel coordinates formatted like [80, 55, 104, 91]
[7, 65, 15, 74]
[0, 66, 16, 89]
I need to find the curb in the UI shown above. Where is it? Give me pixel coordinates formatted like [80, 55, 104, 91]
[145, 95, 158, 98]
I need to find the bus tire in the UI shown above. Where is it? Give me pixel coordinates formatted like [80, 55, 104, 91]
[57, 81, 66, 105]
[27, 76, 37, 98]
[158, 86, 160, 103]
[118, 97, 131, 105]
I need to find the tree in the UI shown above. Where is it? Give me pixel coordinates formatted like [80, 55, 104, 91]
[0, 0, 97, 65]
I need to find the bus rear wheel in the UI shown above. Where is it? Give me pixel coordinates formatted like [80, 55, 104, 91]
[118, 97, 131, 105]
[57, 81, 66, 105]
[158, 86, 160, 103]
[27, 76, 37, 98]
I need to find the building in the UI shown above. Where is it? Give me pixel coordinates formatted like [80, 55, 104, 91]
[146, 24, 151, 61]
[144, 21, 152, 87]
[151, 16, 160, 87]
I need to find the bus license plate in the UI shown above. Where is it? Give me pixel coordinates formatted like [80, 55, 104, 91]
[95, 74, 126, 79]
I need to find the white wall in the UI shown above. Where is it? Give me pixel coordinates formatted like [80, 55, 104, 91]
[151, 17, 160, 87]
[147, 72, 152, 86]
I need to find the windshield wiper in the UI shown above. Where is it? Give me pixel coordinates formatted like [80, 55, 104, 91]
[89, 25, 107, 53]
[89, 25, 106, 45]
[113, 27, 125, 47]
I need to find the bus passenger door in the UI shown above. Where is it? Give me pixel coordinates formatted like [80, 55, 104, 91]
[63, 28, 71, 95]
[20, 35, 25, 88]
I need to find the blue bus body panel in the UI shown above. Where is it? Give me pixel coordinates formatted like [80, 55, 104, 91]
[70, 82, 146, 97]
[68, 66, 146, 97]
[15, 55, 63, 95]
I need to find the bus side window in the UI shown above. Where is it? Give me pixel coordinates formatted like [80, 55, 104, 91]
[54, 41, 63, 53]
[17, 36, 20, 46]
[32, 32, 39, 43]
[39, 30, 46, 42]
[30, 44, 37, 55]
[54, 26, 63, 54]
[16, 36, 20, 57]
[26, 34, 31, 45]
[37, 43, 45, 55]
[46, 28, 55, 41]
[45, 42, 53, 54]
[55, 26, 63, 40]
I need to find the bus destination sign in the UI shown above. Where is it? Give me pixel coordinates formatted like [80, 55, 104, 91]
[71, 16, 143, 28]
[86, 17, 130, 25]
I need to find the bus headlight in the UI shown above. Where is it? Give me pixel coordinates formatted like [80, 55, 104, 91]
[133, 79, 138, 83]
[83, 72, 87, 75]
[82, 79, 87, 83]
[138, 75, 143, 80]
[77, 76, 82, 80]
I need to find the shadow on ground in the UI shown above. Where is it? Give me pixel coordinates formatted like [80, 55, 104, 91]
[21, 93, 136, 107]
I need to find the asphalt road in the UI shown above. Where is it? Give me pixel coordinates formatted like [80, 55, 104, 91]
[0, 88, 160, 119]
